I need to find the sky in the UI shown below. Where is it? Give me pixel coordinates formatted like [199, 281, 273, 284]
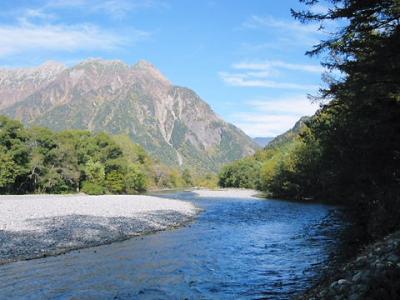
[0, 0, 333, 137]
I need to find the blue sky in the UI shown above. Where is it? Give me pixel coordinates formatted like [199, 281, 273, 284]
[0, 0, 332, 137]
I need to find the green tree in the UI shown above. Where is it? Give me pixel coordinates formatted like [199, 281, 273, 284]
[287, 0, 400, 235]
[105, 170, 126, 194]
[125, 164, 147, 193]
[0, 116, 31, 193]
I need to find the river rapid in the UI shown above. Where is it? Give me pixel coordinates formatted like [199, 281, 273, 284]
[0, 191, 348, 299]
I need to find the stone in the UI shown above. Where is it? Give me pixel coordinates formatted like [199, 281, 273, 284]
[330, 281, 339, 289]
[349, 293, 360, 300]
[338, 279, 350, 285]
[387, 254, 399, 262]
[352, 272, 362, 282]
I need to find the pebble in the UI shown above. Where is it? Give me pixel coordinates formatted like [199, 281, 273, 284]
[298, 229, 400, 299]
[0, 194, 198, 263]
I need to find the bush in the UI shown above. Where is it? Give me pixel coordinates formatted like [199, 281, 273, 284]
[81, 181, 106, 195]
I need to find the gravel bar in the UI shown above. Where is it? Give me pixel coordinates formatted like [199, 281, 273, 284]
[0, 194, 198, 264]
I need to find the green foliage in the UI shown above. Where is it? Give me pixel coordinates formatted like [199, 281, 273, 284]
[220, 0, 400, 237]
[219, 158, 262, 189]
[0, 149, 18, 188]
[0, 116, 31, 193]
[0, 116, 193, 194]
[85, 160, 105, 184]
[182, 168, 193, 186]
[125, 164, 147, 193]
[105, 170, 125, 194]
[195, 173, 219, 189]
[81, 181, 106, 195]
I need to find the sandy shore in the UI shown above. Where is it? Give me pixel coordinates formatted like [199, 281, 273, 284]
[0, 194, 198, 264]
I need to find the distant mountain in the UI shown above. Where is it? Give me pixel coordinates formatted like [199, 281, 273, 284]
[253, 137, 274, 147]
[0, 59, 259, 172]
[267, 116, 310, 149]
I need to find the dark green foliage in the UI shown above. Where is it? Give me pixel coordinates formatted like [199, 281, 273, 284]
[0, 116, 31, 193]
[105, 170, 125, 194]
[286, 0, 400, 236]
[219, 158, 262, 189]
[220, 0, 400, 238]
[125, 164, 147, 193]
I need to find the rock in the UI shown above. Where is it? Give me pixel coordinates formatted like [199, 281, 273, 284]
[330, 281, 339, 289]
[374, 262, 385, 270]
[387, 254, 399, 262]
[352, 272, 362, 282]
[356, 256, 367, 263]
[318, 290, 328, 297]
[348, 293, 360, 300]
[338, 279, 350, 285]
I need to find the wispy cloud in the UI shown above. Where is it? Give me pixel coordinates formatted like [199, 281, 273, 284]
[47, 0, 167, 18]
[233, 60, 324, 74]
[241, 15, 323, 47]
[234, 114, 301, 137]
[243, 15, 320, 34]
[0, 22, 148, 57]
[230, 95, 320, 137]
[219, 59, 322, 90]
[219, 72, 318, 90]
[249, 95, 320, 116]
[0, 1, 153, 59]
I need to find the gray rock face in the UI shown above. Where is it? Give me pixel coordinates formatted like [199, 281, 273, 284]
[0, 59, 259, 172]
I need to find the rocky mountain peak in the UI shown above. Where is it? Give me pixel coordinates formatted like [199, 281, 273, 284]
[0, 58, 259, 172]
[38, 61, 66, 73]
[132, 59, 170, 85]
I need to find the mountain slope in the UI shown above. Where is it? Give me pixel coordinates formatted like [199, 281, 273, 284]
[253, 137, 274, 147]
[266, 116, 310, 149]
[0, 59, 259, 172]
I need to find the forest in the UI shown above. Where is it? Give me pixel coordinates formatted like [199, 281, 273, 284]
[0, 115, 195, 195]
[219, 0, 400, 238]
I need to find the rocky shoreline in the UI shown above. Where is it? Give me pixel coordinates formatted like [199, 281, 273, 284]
[299, 229, 400, 299]
[0, 194, 199, 265]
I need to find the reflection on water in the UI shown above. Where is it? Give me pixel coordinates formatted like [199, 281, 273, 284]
[0, 192, 347, 299]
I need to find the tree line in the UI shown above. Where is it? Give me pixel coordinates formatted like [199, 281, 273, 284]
[0, 115, 194, 194]
[219, 0, 400, 238]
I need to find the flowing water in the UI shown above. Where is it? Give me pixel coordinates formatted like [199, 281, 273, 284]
[0, 191, 348, 299]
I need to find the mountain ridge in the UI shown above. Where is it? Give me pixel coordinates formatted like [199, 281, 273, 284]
[0, 59, 259, 172]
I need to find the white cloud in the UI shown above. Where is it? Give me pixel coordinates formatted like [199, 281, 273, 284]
[219, 72, 318, 91]
[249, 95, 320, 116]
[220, 58, 323, 90]
[234, 114, 301, 137]
[219, 72, 319, 90]
[243, 15, 320, 34]
[47, 0, 166, 18]
[233, 60, 324, 74]
[241, 15, 323, 47]
[0, 22, 148, 57]
[230, 95, 320, 137]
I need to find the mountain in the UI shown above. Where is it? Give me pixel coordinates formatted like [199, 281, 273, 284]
[0, 59, 259, 172]
[253, 137, 274, 147]
[266, 116, 310, 149]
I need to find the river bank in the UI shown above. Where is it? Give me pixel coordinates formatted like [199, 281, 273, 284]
[0, 189, 345, 299]
[300, 229, 400, 299]
[0, 194, 198, 265]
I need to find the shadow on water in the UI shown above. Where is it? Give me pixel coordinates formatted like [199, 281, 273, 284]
[0, 191, 351, 299]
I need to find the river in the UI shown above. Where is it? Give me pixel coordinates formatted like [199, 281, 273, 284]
[0, 191, 348, 299]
